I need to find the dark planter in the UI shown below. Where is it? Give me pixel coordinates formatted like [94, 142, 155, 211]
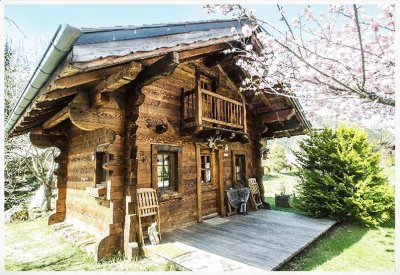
[275, 194, 291, 208]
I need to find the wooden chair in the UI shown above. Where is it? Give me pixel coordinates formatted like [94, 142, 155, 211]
[136, 188, 161, 246]
[248, 178, 264, 210]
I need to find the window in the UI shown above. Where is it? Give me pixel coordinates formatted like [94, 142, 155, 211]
[152, 144, 182, 193]
[95, 151, 113, 186]
[235, 155, 246, 183]
[200, 75, 211, 91]
[201, 155, 212, 183]
[157, 153, 173, 188]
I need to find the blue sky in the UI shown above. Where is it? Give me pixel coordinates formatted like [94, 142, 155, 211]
[4, 3, 378, 63]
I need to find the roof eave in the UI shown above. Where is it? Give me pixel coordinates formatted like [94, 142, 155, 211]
[5, 24, 82, 137]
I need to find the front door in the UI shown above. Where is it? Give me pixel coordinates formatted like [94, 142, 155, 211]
[198, 149, 219, 220]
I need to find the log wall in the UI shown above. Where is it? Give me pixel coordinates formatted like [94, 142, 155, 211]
[136, 61, 258, 232]
[64, 91, 125, 261]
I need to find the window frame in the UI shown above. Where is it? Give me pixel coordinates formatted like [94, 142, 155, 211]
[232, 150, 246, 186]
[94, 145, 113, 187]
[200, 154, 212, 184]
[151, 144, 183, 194]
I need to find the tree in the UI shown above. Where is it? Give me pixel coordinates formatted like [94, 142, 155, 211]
[266, 142, 288, 172]
[5, 39, 57, 212]
[204, 4, 395, 132]
[293, 125, 394, 226]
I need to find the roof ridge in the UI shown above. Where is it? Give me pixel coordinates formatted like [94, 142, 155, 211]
[80, 19, 240, 33]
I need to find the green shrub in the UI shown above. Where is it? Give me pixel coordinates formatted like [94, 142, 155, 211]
[10, 205, 29, 222]
[294, 125, 394, 226]
[266, 142, 288, 172]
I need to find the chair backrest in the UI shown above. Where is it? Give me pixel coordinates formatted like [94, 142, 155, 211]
[248, 178, 260, 195]
[137, 188, 159, 217]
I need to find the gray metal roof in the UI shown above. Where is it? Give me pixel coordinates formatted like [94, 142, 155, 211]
[76, 19, 246, 45]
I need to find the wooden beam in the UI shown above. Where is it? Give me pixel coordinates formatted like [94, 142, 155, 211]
[262, 117, 301, 138]
[179, 43, 228, 62]
[129, 52, 180, 90]
[204, 51, 238, 67]
[42, 87, 81, 101]
[42, 106, 70, 129]
[94, 61, 142, 94]
[50, 64, 125, 91]
[261, 108, 295, 124]
[259, 92, 274, 111]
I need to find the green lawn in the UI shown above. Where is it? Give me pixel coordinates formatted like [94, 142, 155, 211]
[262, 171, 299, 197]
[263, 171, 396, 272]
[279, 218, 395, 271]
[5, 217, 175, 271]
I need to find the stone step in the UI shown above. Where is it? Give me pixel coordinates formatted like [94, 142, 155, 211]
[77, 238, 97, 247]
[53, 222, 72, 231]
[51, 221, 99, 260]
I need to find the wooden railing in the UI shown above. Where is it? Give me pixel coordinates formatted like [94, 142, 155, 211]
[182, 88, 246, 133]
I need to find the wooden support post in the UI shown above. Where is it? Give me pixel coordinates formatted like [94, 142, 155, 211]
[218, 150, 225, 217]
[242, 98, 247, 135]
[195, 143, 202, 223]
[195, 79, 203, 129]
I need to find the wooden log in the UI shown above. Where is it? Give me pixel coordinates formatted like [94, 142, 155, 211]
[42, 106, 70, 129]
[130, 51, 180, 90]
[69, 92, 124, 135]
[94, 61, 142, 94]
[51, 64, 125, 91]
[261, 108, 295, 124]
[43, 87, 81, 101]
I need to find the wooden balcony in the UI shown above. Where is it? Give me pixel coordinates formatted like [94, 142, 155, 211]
[182, 87, 247, 134]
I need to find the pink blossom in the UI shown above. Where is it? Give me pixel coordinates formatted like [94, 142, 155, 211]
[370, 20, 380, 32]
[292, 17, 300, 28]
[245, 44, 253, 51]
[304, 7, 313, 20]
[241, 25, 252, 37]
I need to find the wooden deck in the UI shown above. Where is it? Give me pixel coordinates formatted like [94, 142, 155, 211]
[145, 210, 336, 271]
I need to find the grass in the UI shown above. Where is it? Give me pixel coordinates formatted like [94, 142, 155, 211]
[262, 171, 302, 214]
[279, 218, 395, 271]
[262, 170, 299, 197]
[5, 217, 175, 271]
[263, 171, 395, 272]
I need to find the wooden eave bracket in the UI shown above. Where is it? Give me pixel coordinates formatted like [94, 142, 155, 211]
[261, 108, 296, 124]
[42, 106, 70, 129]
[94, 61, 142, 94]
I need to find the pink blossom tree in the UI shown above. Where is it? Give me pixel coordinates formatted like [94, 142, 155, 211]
[204, 4, 395, 131]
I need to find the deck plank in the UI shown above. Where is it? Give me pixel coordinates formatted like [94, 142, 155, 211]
[147, 210, 336, 271]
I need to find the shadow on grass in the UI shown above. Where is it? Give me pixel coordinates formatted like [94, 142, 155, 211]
[9, 255, 78, 271]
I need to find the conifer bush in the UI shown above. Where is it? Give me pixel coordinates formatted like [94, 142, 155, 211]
[294, 125, 394, 226]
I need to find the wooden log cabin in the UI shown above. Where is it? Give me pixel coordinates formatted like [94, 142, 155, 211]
[6, 20, 311, 261]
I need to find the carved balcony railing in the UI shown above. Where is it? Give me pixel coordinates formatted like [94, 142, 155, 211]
[182, 87, 247, 134]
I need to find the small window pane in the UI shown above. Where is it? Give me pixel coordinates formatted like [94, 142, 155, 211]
[157, 166, 163, 177]
[163, 180, 170, 187]
[206, 170, 211, 182]
[157, 155, 163, 165]
[164, 155, 170, 165]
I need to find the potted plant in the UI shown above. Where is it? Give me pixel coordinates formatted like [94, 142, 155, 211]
[275, 183, 291, 208]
